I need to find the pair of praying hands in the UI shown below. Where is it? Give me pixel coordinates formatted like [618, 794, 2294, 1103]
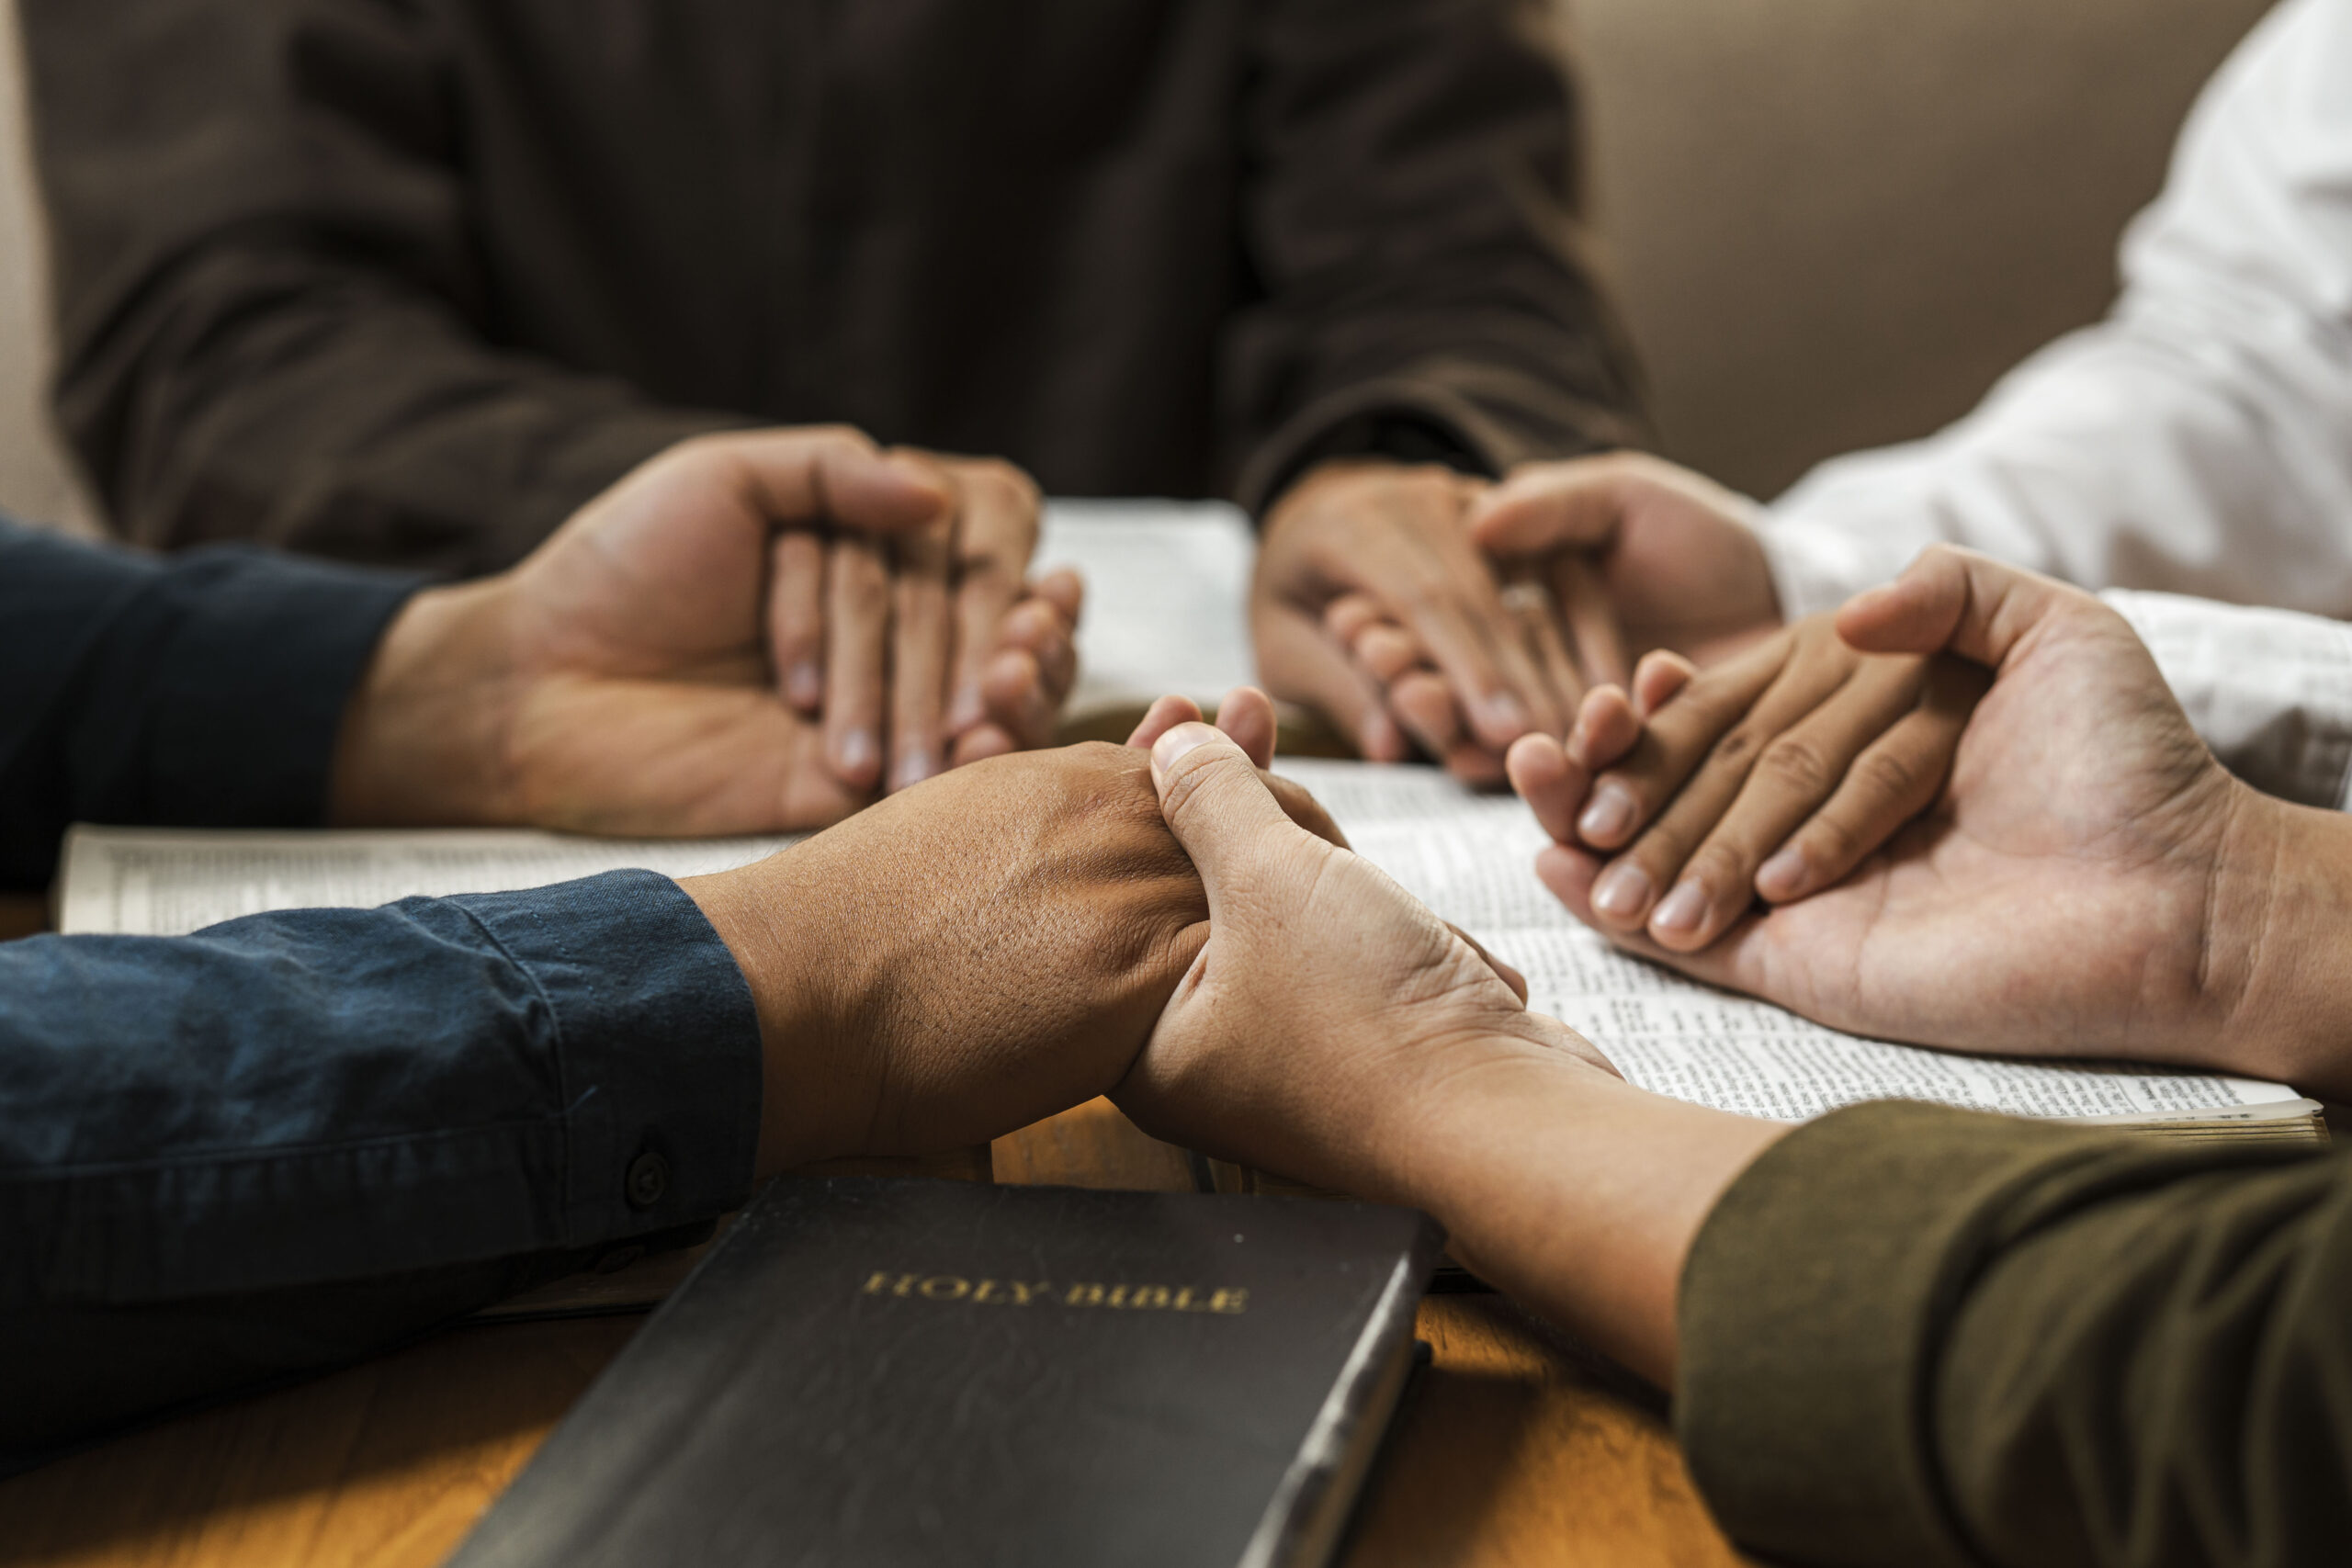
[1257, 454, 1784, 782]
[334, 427, 1081, 836]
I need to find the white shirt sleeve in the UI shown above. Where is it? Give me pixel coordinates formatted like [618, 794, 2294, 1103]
[1757, 0, 2352, 623]
[2103, 590, 2352, 810]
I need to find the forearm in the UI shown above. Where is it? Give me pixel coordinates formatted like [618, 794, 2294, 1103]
[0, 523, 419, 889]
[2209, 790, 2352, 1100]
[0, 873, 757, 1303]
[0, 869, 761, 1464]
[1363, 1045, 1785, 1384]
[67, 263, 741, 572]
[328, 575, 524, 827]
[1677, 1102, 2350, 1568]
[1232, 0, 1643, 514]
[23, 0, 741, 573]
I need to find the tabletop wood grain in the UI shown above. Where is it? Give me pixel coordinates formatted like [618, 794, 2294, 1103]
[0, 1100, 1745, 1568]
[0, 892, 49, 942]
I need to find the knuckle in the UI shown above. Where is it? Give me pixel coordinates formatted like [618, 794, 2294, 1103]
[1154, 748, 1229, 826]
[1681, 840, 1748, 894]
[1396, 575, 1451, 619]
[804, 423, 880, 465]
[1804, 810, 1861, 864]
[1698, 721, 1763, 774]
[1857, 747, 1925, 804]
[1402, 467, 1457, 502]
[1756, 735, 1834, 796]
[1630, 818, 1693, 872]
[973, 458, 1042, 505]
[1066, 739, 1128, 774]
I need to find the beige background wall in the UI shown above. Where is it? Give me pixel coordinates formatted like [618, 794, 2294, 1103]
[0, 0, 2291, 534]
[0, 0, 90, 534]
[1575, 0, 2279, 500]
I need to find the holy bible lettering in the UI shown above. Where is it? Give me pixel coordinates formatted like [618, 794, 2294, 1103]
[861, 1271, 1249, 1313]
[447, 1179, 1441, 1568]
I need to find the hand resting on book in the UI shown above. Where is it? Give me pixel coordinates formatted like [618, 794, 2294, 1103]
[1523, 547, 2352, 1100]
[1504, 611, 1985, 953]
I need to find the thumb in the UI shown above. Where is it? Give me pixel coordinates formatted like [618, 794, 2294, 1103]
[1149, 723, 1307, 900]
[729, 427, 953, 536]
[1836, 545, 2084, 672]
[1465, 457, 1631, 558]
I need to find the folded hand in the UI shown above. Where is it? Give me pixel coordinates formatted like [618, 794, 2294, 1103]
[332, 428, 1076, 834]
[1509, 612, 1984, 952]
[1114, 718, 1613, 1197]
[1531, 547, 2352, 1095]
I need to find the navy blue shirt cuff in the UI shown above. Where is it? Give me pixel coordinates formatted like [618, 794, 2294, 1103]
[454, 868, 764, 1246]
[4, 869, 762, 1305]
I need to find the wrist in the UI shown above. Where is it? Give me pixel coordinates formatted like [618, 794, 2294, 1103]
[678, 857, 857, 1176]
[2211, 788, 2352, 1099]
[1375, 1040, 1785, 1382]
[1262, 419, 1488, 522]
[328, 577, 525, 826]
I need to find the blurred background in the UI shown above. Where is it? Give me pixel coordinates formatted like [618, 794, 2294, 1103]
[0, 0, 2278, 538]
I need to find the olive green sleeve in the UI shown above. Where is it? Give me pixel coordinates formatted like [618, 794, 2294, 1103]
[1676, 1100, 2352, 1568]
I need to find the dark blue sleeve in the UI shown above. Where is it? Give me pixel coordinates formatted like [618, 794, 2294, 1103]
[0, 867, 763, 1469]
[0, 519, 424, 890]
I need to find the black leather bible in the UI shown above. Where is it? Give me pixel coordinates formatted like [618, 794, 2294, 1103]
[447, 1177, 1442, 1568]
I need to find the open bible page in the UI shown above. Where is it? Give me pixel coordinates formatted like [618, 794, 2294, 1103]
[1273, 759, 2308, 1124]
[57, 762, 2311, 1125]
[58, 829, 798, 938]
[1035, 499, 1257, 720]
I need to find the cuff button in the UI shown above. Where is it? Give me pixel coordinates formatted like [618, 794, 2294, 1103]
[625, 1150, 670, 1211]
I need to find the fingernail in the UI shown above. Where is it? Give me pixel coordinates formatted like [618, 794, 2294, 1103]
[838, 728, 879, 781]
[1149, 721, 1219, 785]
[1589, 861, 1653, 921]
[1477, 691, 1532, 739]
[1757, 845, 1810, 901]
[786, 662, 823, 710]
[891, 748, 935, 792]
[1651, 880, 1707, 936]
[1578, 783, 1636, 844]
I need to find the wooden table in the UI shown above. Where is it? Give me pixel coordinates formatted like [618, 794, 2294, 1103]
[0, 893, 47, 943]
[0, 1098, 1742, 1567]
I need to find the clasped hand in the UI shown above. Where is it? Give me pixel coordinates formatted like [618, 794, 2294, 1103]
[330, 427, 1079, 834]
[1255, 454, 1781, 784]
[1518, 543, 2352, 1101]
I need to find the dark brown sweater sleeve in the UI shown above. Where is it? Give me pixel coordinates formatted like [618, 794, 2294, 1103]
[1677, 1101, 2352, 1568]
[1227, 0, 1647, 513]
[20, 0, 741, 574]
